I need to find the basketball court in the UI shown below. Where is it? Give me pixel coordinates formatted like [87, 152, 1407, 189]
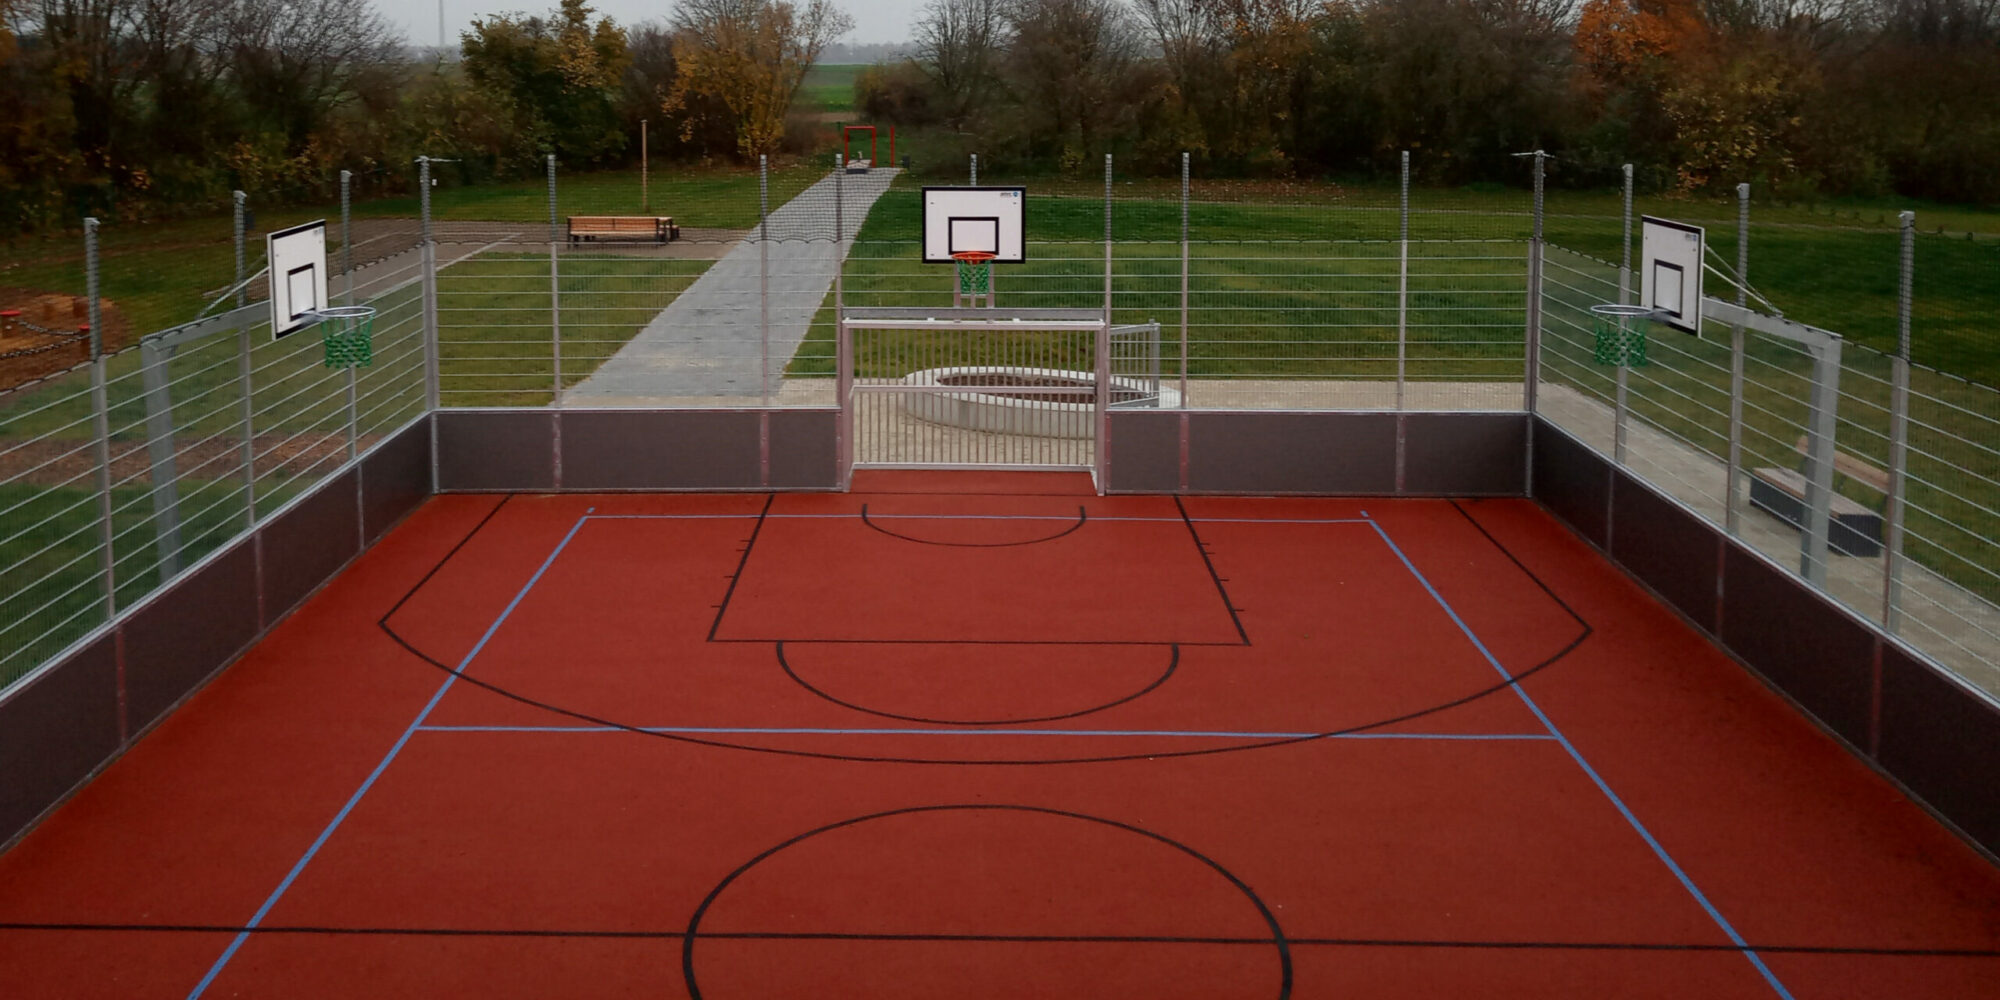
[2, 177, 1998, 999]
[0, 472, 1995, 998]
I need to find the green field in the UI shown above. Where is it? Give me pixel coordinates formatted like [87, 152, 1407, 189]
[802, 64, 864, 115]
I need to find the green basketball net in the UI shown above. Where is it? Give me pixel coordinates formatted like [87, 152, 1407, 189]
[314, 305, 376, 369]
[1589, 303, 1658, 368]
[954, 250, 995, 296]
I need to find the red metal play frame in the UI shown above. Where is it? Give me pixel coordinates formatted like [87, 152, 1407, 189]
[0, 473, 1996, 998]
[843, 125, 877, 165]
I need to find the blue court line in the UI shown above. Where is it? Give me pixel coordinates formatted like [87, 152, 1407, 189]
[1362, 515, 1795, 999]
[580, 513, 1374, 525]
[413, 724, 1557, 741]
[184, 515, 594, 999]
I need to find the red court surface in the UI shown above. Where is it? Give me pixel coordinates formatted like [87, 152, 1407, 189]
[2, 471, 1998, 998]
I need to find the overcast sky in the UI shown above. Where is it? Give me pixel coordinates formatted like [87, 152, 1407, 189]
[374, 0, 922, 48]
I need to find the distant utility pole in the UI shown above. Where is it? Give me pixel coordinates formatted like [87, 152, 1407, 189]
[642, 120, 650, 213]
[439, 0, 446, 50]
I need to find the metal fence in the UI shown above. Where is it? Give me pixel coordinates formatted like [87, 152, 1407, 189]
[5, 149, 1999, 717]
[407, 152, 1534, 412]
[0, 175, 428, 689]
[1536, 171, 2000, 702]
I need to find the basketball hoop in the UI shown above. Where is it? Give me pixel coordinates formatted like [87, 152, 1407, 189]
[953, 250, 998, 304]
[305, 305, 376, 369]
[1587, 303, 1666, 368]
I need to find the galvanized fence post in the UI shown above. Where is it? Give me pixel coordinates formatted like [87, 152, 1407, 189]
[420, 157, 441, 413]
[760, 154, 771, 407]
[85, 218, 117, 612]
[233, 191, 248, 308]
[1725, 183, 1749, 536]
[1097, 154, 1114, 490]
[1397, 150, 1409, 413]
[1179, 151, 1189, 406]
[970, 153, 977, 185]
[1523, 152, 1545, 418]
[1882, 212, 1915, 630]
[1614, 163, 1633, 465]
[548, 154, 562, 407]
[835, 154, 851, 482]
[341, 170, 358, 461]
[236, 192, 257, 524]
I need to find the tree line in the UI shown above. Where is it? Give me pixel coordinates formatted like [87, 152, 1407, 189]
[0, 0, 848, 233]
[864, 0, 2000, 201]
[2, 0, 1995, 235]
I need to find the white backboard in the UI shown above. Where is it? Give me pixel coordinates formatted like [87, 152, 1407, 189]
[267, 220, 329, 339]
[1640, 216, 1704, 334]
[923, 187, 1026, 263]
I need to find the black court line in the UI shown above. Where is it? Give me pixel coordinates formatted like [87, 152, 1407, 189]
[374, 495, 1596, 765]
[776, 641, 1179, 726]
[714, 638, 1225, 646]
[680, 803, 1290, 999]
[859, 503, 1088, 547]
[1176, 495, 1252, 645]
[380, 493, 512, 622]
[705, 493, 775, 642]
[1, 923, 1992, 959]
[1449, 499, 1590, 634]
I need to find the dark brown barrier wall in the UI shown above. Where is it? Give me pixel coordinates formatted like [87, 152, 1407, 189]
[0, 415, 435, 848]
[436, 408, 841, 493]
[1106, 411, 1528, 496]
[1530, 417, 2000, 859]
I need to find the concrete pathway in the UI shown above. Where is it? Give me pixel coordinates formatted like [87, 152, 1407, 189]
[568, 167, 898, 402]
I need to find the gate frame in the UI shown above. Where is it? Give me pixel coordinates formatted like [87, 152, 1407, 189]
[838, 307, 1114, 491]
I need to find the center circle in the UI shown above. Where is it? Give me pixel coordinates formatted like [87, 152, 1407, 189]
[682, 804, 1291, 999]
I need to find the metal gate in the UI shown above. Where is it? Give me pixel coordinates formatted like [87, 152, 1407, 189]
[837, 308, 1164, 482]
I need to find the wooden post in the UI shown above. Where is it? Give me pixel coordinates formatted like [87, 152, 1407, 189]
[641, 120, 649, 213]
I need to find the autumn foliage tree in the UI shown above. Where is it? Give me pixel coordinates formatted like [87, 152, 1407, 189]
[665, 0, 855, 158]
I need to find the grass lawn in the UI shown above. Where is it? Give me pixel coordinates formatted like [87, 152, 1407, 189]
[0, 162, 820, 339]
[790, 187, 1530, 381]
[356, 161, 825, 228]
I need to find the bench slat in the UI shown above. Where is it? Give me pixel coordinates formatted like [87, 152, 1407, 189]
[1791, 435, 1891, 493]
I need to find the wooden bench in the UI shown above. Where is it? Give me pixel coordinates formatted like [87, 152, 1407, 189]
[567, 216, 679, 244]
[1747, 435, 1888, 557]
